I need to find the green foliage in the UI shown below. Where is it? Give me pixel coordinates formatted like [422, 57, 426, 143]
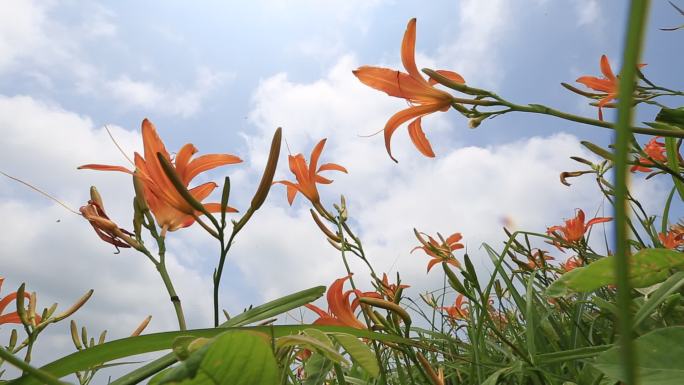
[547, 249, 684, 297]
[594, 327, 684, 384]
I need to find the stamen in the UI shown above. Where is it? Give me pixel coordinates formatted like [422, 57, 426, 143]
[105, 125, 135, 166]
[0, 170, 80, 215]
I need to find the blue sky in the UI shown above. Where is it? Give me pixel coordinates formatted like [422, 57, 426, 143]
[0, 0, 681, 377]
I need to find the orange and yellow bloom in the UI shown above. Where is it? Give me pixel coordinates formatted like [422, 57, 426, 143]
[439, 294, 469, 321]
[305, 275, 379, 329]
[576, 54, 646, 121]
[413, 231, 464, 272]
[274, 138, 347, 205]
[547, 209, 611, 244]
[377, 273, 410, 302]
[353, 18, 464, 162]
[79, 119, 241, 231]
[631, 136, 667, 173]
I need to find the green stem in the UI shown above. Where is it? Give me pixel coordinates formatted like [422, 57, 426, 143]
[614, 1, 650, 384]
[156, 261, 187, 331]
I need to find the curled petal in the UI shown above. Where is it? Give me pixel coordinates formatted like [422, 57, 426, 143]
[183, 154, 242, 185]
[600, 55, 616, 80]
[401, 18, 424, 83]
[407, 118, 435, 158]
[384, 104, 443, 162]
[318, 163, 347, 173]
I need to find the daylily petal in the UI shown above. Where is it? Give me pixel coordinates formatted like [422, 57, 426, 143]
[600, 55, 616, 81]
[314, 175, 333, 184]
[446, 232, 463, 245]
[175, 143, 198, 182]
[426, 258, 441, 273]
[203, 203, 238, 213]
[183, 154, 242, 185]
[407, 118, 435, 158]
[189, 182, 219, 203]
[401, 18, 424, 83]
[308, 139, 327, 180]
[384, 104, 443, 162]
[77, 164, 133, 174]
[352, 67, 412, 98]
[317, 163, 348, 173]
[585, 216, 612, 228]
[304, 303, 330, 318]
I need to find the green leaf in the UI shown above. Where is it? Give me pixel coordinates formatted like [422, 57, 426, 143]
[546, 249, 684, 297]
[331, 333, 379, 378]
[481, 367, 509, 385]
[655, 107, 684, 129]
[276, 334, 345, 364]
[593, 326, 684, 384]
[303, 352, 333, 385]
[151, 331, 277, 385]
[633, 271, 684, 329]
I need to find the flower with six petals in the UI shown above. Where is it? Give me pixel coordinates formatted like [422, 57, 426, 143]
[631, 136, 667, 173]
[413, 231, 464, 272]
[79, 119, 242, 231]
[304, 275, 379, 329]
[274, 139, 347, 205]
[353, 18, 465, 162]
[547, 209, 611, 244]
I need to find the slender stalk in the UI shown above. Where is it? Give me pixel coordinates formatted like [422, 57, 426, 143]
[0, 347, 68, 385]
[614, 2, 650, 384]
[156, 261, 187, 331]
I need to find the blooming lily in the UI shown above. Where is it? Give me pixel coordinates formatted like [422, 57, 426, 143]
[631, 136, 667, 173]
[0, 277, 38, 325]
[304, 275, 378, 329]
[526, 249, 554, 269]
[413, 231, 464, 273]
[439, 294, 469, 321]
[274, 138, 347, 205]
[353, 18, 465, 162]
[659, 230, 684, 249]
[547, 209, 611, 244]
[377, 273, 410, 302]
[79, 119, 242, 231]
[560, 256, 582, 273]
[576, 55, 645, 121]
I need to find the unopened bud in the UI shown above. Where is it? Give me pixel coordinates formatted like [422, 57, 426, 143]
[327, 238, 344, 251]
[81, 326, 88, 348]
[9, 329, 18, 349]
[132, 174, 149, 212]
[28, 292, 37, 326]
[468, 116, 485, 129]
[250, 127, 282, 211]
[89, 186, 104, 210]
[131, 315, 152, 337]
[70, 320, 83, 350]
[416, 353, 444, 385]
[310, 209, 341, 243]
[359, 297, 411, 327]
[560, 171, 592, 186]
[570, 156, 594, 166]
[98, 330, 107, 345]
[54, 289, 94, 322]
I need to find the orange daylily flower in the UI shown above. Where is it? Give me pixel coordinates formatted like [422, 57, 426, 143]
[576, 54, 646, 121]
[353, 18, 465, 162]
[526, 249, 554, 269]
[79, 119, 242, 231]
[0, 277, 39, 325]
[631, 136, 667, 173]
[304, 275, 379, 329]
[80, 199, 136, 250]
[274, 138, 347, 205]
[659, 230, 684, 249]
[439, 294, 469, 321]
[377, 273, 410, 302]
[547, 209, 611, 244]
[413, 231, 464, 272]
[560, 256, 582, 273]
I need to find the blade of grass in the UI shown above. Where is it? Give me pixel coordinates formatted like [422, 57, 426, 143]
[613, 1, 651, 384]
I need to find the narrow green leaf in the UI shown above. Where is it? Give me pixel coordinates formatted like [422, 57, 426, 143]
[276, 335, 345, 364]
[633, 271, 684, 329]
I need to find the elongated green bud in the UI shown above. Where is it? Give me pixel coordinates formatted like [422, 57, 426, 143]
[89, 186, 104, 209]
[220, 176, 231, 225]
[54, 289, 94, 321]
[250, 127, 282, 211]
[132, 174, 149, 212]
[70, 320, 83, 350]
[157, 153, 211, 217]
[359, 297, 411, 327]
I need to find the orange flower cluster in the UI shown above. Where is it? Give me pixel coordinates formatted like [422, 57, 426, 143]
[354, 18, 464, 162]
[439, 294, 469, 321]
[80, 119, 241, 232]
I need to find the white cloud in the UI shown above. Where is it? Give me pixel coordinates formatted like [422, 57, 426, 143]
[437, 0, 511, 88]
[105, 68, 233, 118]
